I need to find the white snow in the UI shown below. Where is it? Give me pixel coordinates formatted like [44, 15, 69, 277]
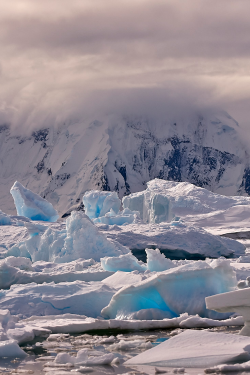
[125, 330, 250, 367]
[8, 211, 129, 263]
[0, 339, 27, 357]
[206, 283, 250, 336]
[0, 281, 116, 318]
[101, 259, 237, 320]
[52, 349, 115, 366]
[98, 221, 245, 258]
[0, 257, 113, 289]
[101, 253, 147, 272]
[10, 181, 59, 222]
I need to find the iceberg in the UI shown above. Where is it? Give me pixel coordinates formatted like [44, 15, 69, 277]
[125, 330, 250, 367]
[10, 181, 59, 222]
[82, 190, 121, 219]
[101, 259, 237, 320]
[8, 211, 129, 263]
[122, 179, 250, 232]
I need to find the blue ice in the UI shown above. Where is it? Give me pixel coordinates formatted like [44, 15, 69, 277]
[10, 181, 59, 222]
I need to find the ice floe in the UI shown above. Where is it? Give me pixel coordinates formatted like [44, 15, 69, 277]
[0, 257, 113, 289]
[0, 281, 116, 317]
[125, 329, 250, 367]
[98, 221, 245, 259]
[10, 181, 59, 222]
[206, 280, 250, 336]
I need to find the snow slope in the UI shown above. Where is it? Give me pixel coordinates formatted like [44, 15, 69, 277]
[0, 111, 249, 216]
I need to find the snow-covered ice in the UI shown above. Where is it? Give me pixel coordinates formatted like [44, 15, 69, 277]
[206, 282, 250, 336]
[122, 179, 250, 235]
[123, 179, 250, 224]
[10, 181, 59, 222]
[101, 252, 147, 272]
[125, 330, 250, 367]
[98, 221, 245, 259]
[0, 257, 113, 289]
[102, 259, 237, 320]
[93, 207, 140, 225]
[0, 281, 116, 317]
[8, 211, 129, 262]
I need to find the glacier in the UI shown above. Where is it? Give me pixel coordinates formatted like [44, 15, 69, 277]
[10, 181, 59, 222]
[0, 111, 250, 217]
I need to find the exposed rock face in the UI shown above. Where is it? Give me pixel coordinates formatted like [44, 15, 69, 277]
[0, 111, 249, 216]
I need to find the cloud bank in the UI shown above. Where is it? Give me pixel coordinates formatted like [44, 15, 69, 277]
[0, 0, 250, 133]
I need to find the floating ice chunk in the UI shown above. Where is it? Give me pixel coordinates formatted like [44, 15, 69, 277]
[102, 259, 237, 319]
[109, 339, 153, 351]
[0, 339, 27, 357]
[82, 190, 121, 219]
[10, 181, 59, 222]
[9, 211, 129, 263]
[205, 361, 250, 373]
[125, 330, 250, 367]
[146, 248, 174, 272]
[93, 208, 140, 225]
[54, 349, 115, 366]
[101, 253, 147, 272]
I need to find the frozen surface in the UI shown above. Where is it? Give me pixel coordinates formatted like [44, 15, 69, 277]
[93, 207, 140, 225]
[101, 249, 174, 273]
[123, 179, 250, 234]
[8, 211, 129, 263]
[10, 181, 59, 222]
[0, 281, 116, 318]
[206, 282, 250, 336]
[101, 253, 147, 272]
[0, 340, 27, 358]
[82, 190, 121, 219]
[11, 312, 244, 336]
[125, 329, 250, 367]
[98, 221, 245, 258]
[0, 257, 113, 289]
[146, 248, 175, 272]
[102, 259, 237, 320]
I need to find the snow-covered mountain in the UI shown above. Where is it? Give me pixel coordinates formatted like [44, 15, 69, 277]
[0, 111, 249, 216]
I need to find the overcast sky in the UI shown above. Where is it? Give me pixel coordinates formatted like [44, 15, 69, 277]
[1, 0, 250, 132]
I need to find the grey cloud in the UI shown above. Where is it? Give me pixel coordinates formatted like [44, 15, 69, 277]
[0, 0, 250, 59]
[0, 0, 250, 134]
